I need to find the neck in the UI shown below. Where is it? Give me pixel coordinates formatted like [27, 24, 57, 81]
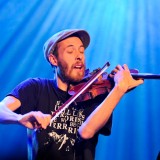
[56, 75, 69, 91]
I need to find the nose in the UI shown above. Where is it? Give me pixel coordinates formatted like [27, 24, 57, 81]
[75, 52, 84, 61]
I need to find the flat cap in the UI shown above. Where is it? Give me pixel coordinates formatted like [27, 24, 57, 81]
[43, 29, 90, 62]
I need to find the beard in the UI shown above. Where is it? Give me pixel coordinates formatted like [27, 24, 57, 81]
[57, 59, 85, 83]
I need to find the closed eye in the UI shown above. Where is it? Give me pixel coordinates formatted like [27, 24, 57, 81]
[66, 46, 74, 53]
[79, 46, 85, 53]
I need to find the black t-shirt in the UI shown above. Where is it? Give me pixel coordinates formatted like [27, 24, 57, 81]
[8, 78, 112, 160]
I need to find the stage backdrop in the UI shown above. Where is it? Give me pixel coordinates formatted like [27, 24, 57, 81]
[0, 0, 160, 160]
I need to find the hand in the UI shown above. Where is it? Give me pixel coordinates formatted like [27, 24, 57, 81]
[17, 111, 51, 129]
[109, 64, 144, 93]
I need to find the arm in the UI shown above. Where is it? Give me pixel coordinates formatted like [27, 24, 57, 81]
[78, 64, 144, 139]
[0, 96, 51, 129]
[0, 96, 21, 123]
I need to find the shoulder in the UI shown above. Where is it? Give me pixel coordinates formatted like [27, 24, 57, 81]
[15, 78, 54, 91]
[21, 78, 54, 85]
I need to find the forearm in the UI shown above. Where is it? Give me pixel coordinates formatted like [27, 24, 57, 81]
[78, 84, 125, 139]
[0, 102, 22, 124]
[0, 98, 51, 129]
[78, 64, 144, 139]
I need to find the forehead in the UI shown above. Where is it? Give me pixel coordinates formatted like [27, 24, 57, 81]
[57, 36, 84, 48]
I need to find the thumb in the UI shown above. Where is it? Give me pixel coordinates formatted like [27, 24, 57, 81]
[129, 79, 144, 89]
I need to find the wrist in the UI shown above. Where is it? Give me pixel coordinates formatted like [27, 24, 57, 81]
[17, 114, 23, 124]
[114, 84, 126, 96]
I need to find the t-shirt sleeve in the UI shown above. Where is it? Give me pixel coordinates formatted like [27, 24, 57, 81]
[7, 78, 40, 114]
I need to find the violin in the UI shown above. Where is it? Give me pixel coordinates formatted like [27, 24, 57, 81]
[50, 62, 160, 123]
[68, 65, 160, 102]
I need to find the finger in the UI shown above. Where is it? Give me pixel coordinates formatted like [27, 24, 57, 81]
[116, 65, 123, 71]
[34, 112, 51, 129]
[128, 79, 144, 90]
[123, 64, 129, 71]
[29, 118, 41, 129]
[42, 114, 51, 129]
[108, 73, 114, 78]
[33, 121, 42, 129]
[31, 111, 46, 129]
[110, 70, 116, 75]
[110, 68, 119, 75]
[136, 79, 144, 85]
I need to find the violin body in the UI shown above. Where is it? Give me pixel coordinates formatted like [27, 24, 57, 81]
[69, 74, 114, 102]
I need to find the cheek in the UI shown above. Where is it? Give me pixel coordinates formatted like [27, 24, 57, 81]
[58, 57, 72, 73]
[62, 56, 75, 68]
[83, 55, 85, 62]
[66, 54, 75, 62]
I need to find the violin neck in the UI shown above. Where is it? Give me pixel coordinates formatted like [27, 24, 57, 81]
[131, 73, 160, 79]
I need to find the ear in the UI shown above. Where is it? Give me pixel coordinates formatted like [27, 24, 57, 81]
[48, 54, 58, 66]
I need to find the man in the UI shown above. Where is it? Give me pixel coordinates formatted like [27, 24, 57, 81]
[0, 29, 143, 160]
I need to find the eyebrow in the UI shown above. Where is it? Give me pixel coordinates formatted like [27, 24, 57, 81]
[66, 44, 84, 48]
